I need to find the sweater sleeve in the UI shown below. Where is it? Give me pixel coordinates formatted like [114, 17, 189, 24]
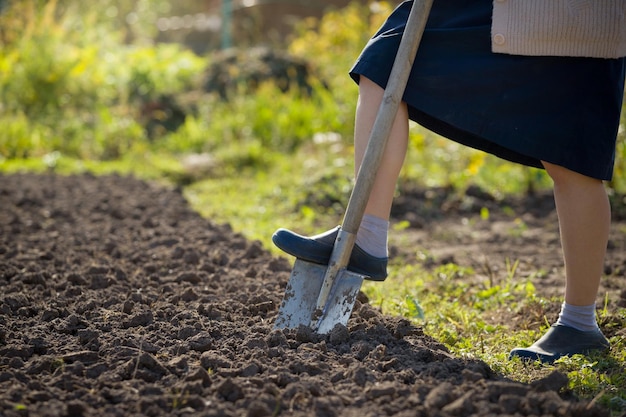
[491, 0, 626, 59]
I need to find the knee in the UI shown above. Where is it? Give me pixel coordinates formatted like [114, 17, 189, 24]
[541, 161, 601, 189]
[358, 76, 384, 97]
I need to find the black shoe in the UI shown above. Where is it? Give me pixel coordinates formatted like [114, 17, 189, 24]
[509, 324, 610, 364]
[271, 226, 388, 281]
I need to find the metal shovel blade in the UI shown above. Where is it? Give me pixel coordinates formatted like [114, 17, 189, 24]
[274, 259, 364, 334]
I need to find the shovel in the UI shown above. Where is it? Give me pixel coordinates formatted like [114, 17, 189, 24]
[274, 0, 434, 334]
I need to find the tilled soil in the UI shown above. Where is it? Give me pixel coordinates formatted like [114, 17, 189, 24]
[0, 172, 623, 417]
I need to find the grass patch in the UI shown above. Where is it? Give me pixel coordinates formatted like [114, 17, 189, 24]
[0, 152, 185, 185]
[184, 136, 355, 248]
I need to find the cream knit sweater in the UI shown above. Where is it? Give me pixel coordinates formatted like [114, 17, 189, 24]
[491, 0, 626, 58]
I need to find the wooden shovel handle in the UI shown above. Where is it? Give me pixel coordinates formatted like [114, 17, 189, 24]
[343, 0, 434, 235]
[314, 0, 435, 323]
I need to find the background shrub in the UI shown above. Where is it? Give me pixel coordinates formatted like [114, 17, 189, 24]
[0, 0, 623, 194]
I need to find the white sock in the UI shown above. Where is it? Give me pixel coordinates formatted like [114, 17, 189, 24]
[556, 301, 599, 332]
[356, 214, 389, 258]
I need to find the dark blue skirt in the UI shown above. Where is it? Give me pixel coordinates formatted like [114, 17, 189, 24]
[350, 0, 626, 180]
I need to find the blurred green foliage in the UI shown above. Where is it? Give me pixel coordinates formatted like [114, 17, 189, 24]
[0, 0, 624, 194]
[0, 0, 205, 159]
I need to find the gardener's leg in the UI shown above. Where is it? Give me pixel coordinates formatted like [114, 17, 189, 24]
[544, 161, 609, 308]
[350, 76, 408, 259]
[271, 77, 408, 279]
[354, 76, 409, 222]
[509, 162, 610, 363]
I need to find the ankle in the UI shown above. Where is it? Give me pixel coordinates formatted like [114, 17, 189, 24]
[555, 302, 599, 332]
[356, 214, 389, 258]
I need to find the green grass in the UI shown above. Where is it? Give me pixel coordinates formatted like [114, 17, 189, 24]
[364, 254, 626, 415]
[0, 152, 184, 184]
